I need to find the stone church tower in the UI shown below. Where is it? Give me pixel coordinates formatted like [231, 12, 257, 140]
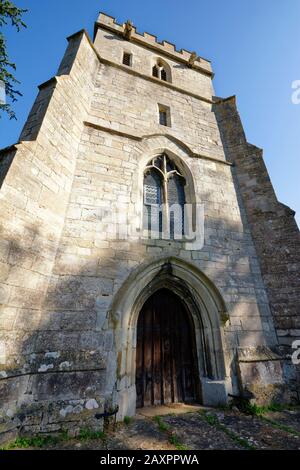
[0, 12, 299, 438]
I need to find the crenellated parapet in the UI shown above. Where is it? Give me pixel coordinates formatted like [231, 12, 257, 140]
[95, 12, 213, 76]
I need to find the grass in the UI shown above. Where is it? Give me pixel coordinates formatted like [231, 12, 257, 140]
[168, 434, 189, 451]
[239, 402, 300, 436]
[199, 411, 256, 450]
[260, 416, 300, 437]
[200, 404, 300, 447]
[204, 413, 218, 426]
[123, 416, 132, 426]
[153, 415, 189, 450]
[1, 432, 69, 450]
[219, 425, 256, 450]
[154, 410, 254, 451]
[245, 403, 283, 416]
[241, 402, 299, 416]
[78, 428, 106, 441]
[1, 427, 105, 450]
[153, 415, 170, 432]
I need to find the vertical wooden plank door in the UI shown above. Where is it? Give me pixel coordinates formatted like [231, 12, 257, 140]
[136, 288, 198, 408]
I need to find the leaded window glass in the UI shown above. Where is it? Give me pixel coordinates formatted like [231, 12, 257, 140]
[143, 154, 186, 239]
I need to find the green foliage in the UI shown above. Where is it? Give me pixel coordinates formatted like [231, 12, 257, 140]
[153, 415, 170, 432]
[78, 428, 106, 441]
[153, 416, 188, 450]
[0, 0, 27, 119]
[244, 403, 265, 416]
[220, 426, 255, 450]
[123, 416, 132, 426]
[260, 416, 300, 437]
[244, 402, 296, 416]
[1, 433, 65, 450]
[1, 427, 106, 450]
[0, 0, 26, 29]
[203, 413, 218, 426]
[199, 411, 256, 450]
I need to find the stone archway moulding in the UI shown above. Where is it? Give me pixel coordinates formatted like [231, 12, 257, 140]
[109, 256, 231, 420]
[129, 134, 201, 248]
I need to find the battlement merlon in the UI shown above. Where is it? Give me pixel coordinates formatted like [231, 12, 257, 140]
[94, 12, 214, 77]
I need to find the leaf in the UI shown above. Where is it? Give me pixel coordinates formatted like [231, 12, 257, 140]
[0, 0, 27, 118]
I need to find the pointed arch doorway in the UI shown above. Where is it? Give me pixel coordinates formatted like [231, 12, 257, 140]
[136, 288, 201, 408]
[111, 257, 229, 420]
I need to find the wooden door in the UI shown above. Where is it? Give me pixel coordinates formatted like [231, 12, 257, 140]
[136, 289, 199, 408]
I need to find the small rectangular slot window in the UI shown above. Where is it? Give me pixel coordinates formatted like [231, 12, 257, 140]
[159, 110, 167, 126]
[158, 104, 171, 127]
[123, 52, 132, 66]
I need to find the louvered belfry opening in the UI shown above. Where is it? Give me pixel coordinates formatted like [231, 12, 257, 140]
[123, 52, 132, 66]
[136, 289, 199, 408]
[159, 109, 168, 126]
[152, 65, 159, 78]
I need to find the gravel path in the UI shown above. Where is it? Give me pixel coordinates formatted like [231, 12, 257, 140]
[7, 405, 300, 450]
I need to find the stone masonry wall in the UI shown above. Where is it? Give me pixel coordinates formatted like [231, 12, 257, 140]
[94, 27, 213, 101]
[214, 96, 300, 400]
[53, 124, 280, 401]
[214, 97, 300, 350]
[89, 62, 223, 161]
[0, 31, 99, 440]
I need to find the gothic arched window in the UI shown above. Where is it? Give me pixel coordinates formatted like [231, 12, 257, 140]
[143, 154, 186, 239]
[152, 59, 171, 82]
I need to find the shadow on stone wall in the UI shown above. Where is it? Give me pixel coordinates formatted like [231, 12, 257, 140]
[1, 201, 299, 443]
[0, 149, 16, 190]
[214, 98, 300, 355]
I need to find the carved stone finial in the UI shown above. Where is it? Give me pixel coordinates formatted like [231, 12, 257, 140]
[188, 51, 199, 68]
[124, 20, 133, 40]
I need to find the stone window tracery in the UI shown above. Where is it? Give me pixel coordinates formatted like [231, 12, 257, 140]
[123, 52, 132, 66]
[152, 59, 171, 82]
[143, 154, 186, 238]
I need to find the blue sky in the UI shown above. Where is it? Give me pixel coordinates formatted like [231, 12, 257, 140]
[1, 0, 299, 225]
